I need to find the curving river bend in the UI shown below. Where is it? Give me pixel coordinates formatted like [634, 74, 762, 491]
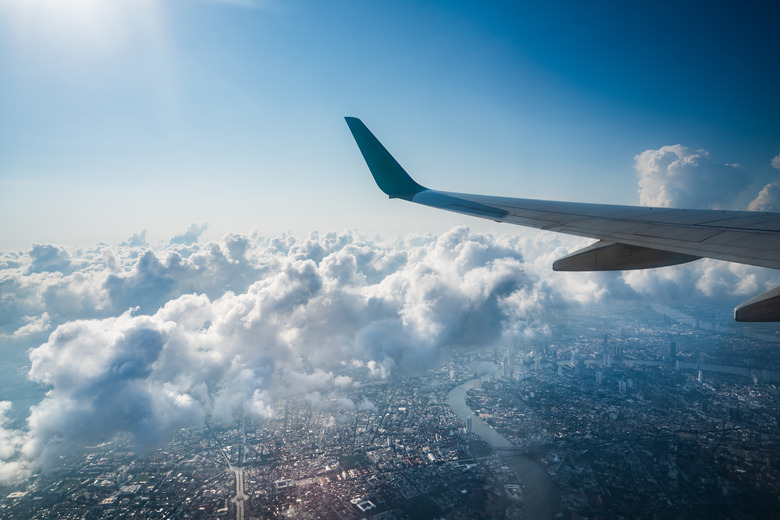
[447, 380, 559, 519]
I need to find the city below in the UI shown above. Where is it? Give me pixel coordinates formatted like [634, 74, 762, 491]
[2, 305, 779, 520]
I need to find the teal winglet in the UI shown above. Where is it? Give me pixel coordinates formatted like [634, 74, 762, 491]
[345, 117, 427, 199]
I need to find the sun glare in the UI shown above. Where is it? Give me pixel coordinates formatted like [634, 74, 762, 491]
[1, 0, 162, 51]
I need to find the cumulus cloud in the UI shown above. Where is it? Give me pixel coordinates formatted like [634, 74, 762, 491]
[748, 182, 780, 211]
[28, 244, 72, 274]
[0, 402, 31, 482]
[24, 313, 204, 467]
[635, 145, 749, 209]
[169, 223, 209, 246]
[12, 313, 51, 337]
[747, 154, 780, 212]
[121, 230, 149, 248]
[0, 228, 268, 337]
[0, 227, 563, 483]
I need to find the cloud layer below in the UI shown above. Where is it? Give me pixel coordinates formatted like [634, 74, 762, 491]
[0, 227, 568, 481]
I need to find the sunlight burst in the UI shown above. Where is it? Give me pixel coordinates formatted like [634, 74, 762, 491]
[1, 0, 163, 50]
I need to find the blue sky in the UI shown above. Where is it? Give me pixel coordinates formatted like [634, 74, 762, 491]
[1, 0, 778, 248]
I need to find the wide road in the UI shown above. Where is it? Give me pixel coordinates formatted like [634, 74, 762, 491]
[231, 467, 247, 520]
[448, 379, 559, 519]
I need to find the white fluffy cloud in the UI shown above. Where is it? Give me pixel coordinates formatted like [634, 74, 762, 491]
[635, 145, 749, 209]
[748, 153, 780, 212]
[27, 244, 73, 275]
[748, 182, 780, 211]
[169, 223, 209, 246]
[0, 402, 30, 482]
[0, 226, 566, 482]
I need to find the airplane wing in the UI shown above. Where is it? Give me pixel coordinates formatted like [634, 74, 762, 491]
[345, 117, 780, 322]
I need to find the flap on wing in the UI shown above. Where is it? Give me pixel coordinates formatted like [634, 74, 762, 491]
[553, 241, 701, 271]
[734, 285, 780, 322]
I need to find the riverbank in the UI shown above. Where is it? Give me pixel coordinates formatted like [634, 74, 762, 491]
[447, 380, 559, 519]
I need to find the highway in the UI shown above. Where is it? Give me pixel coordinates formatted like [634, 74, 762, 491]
[231, 466, 247, 520]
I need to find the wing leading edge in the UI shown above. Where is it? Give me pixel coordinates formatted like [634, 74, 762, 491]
[345, 117, 780, 322]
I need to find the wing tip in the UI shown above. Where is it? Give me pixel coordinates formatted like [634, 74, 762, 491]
[344, 117, 427, 198]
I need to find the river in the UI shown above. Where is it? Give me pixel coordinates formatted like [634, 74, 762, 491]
[447, 380, 559, 519]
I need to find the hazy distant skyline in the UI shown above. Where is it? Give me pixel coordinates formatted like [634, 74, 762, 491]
[1, 0, 779, 248]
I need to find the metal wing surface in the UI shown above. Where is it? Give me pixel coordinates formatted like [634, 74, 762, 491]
[345, 117, 780, 321]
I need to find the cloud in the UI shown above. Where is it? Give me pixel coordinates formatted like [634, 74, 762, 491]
[0, 227, 563, 483]
[0, 402, 31, 482]
[357, 398, 377, 411]
[169, 223, 209, 246]
[121, 230, 149, 248]
[2, 219, 776, 484]
[0, 232, 270, 338]
[24, 314, 203, 465]
[470, 360, 499, 377]
[104, 251, 178, 313]
[635, 145, 749, 209]
[748, 182, 780, 211]
[747, 154, 780, 212]
[12, 313, 51, 337]
[27, 244, 73, 274]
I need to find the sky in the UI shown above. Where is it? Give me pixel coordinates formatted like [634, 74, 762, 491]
[1, 0, 780, 485]
[1, 0, 778, 248]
